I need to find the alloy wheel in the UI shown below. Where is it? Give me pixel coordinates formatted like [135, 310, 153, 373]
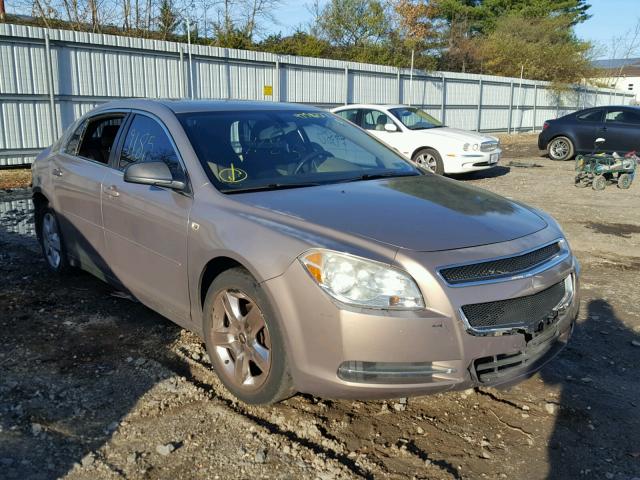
[415, 153, 438, 172]
[42, 212, 61, 268]
[550, 139, 569, 160]
[210, 289, 272, 391]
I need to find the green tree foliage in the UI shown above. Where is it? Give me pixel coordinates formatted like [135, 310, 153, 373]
[477, 13, 594, 83]
[258, 31, 331, 57]
[316, 0, 390, 47]
[158, 0, 179, 40]
[431, 0, 590, 34]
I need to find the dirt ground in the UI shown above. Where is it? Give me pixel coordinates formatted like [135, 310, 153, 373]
[1, 135, 639, 480]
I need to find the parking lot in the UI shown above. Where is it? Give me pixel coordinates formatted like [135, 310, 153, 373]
[1, 134, 639, 480]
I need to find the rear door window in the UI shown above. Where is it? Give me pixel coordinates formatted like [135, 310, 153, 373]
[76, 115, 125, 164]
[334, 109, 359, 125]
[118, 114, 185, 180]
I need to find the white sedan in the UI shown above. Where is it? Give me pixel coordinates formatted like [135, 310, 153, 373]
[331, 104, 501, 175]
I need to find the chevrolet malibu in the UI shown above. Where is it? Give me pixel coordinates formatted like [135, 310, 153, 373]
[331, 104, 501, 175]
[32, 100, 579, 405]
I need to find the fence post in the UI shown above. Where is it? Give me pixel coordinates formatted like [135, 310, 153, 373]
[507, 81, 514, 134]
[344, 66, 349, 105]
[44, 32, 59, 139]
[476, 79, 483, 132]
[178, 47, 184, 98]
[533, 84, 538, 131]
[594, 88, 598, 108]
[441, 74, 446, 124]
[397, 68, 401, 104]
[274, 60, 280, 102]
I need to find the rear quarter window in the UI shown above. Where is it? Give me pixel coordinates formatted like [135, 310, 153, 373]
[576, 110, 603, 123]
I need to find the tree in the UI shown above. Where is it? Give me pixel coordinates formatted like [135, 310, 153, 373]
[431, 0, 591, 34]
[158, 0, 179, 39]
[476, 13, 593, 83]
[316, 0, 390, 47]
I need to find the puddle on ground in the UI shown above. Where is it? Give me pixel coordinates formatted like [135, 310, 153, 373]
[0, 197, 35, 237]
[585, 221, 640, 239]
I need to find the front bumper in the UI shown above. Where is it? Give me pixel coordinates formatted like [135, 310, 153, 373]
[263, 230, 579, 399]
[444, 148, 502, 174]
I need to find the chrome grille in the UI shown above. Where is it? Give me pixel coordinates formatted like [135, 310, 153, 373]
[440, 242, 561, 285]
[461, 280, 566, 332]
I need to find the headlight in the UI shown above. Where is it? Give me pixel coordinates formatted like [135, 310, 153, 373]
[299, 250, 425, 310]
[472, 143, 479, 151]
[463, 143, 470, 151]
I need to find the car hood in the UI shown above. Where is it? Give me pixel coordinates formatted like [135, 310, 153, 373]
[231, 175, 547, 252]
[420, 127, 496, 144]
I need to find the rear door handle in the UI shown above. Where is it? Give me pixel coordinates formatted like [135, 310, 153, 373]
[104, 185, 120, 198]
[52, 168, 63, 177]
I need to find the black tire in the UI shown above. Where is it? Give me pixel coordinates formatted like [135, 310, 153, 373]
[618, 173, 632, 189]
[37, 207, 71, 274]
[413, 148, 445, 175]
[202, 267, 294, 404]
[592, 175, 607, 191]
[548, 136, 575, 161]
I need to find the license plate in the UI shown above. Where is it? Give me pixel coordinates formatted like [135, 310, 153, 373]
[490, 153, 499, 164]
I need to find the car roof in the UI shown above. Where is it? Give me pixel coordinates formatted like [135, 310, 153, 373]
[333, 104, 407, 111]
[92, 99, 323, 115]
[575, 105, 640, 113]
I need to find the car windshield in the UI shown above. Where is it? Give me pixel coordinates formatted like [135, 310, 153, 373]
[389, 107, 443, 130]
[178, 110, 420, 193]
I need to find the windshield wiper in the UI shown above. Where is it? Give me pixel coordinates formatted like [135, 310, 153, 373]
[222, 182, 322, 194]
[338, 171, 421, 183]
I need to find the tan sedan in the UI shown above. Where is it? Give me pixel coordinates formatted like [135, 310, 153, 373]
[32, 100, 579, 404]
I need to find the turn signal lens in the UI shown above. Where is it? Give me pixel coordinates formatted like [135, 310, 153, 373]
[299, 250, 425, 310]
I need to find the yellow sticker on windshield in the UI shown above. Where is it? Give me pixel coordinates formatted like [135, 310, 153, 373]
[219, 164, 248, 183]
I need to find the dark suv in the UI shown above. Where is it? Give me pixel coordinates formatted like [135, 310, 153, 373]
[538, 106, 640, 160]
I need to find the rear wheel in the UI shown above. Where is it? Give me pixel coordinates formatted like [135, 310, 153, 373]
[413, 148, 444, 175]
[618, 173, 632, 189]
[202, 267, 294, 404]
[592, 175, 607, 191]
[38, 207, 71, 273]
[548, 136, 574, 161]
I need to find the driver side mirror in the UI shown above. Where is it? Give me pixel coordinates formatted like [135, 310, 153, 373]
[124, 161, 186, 191]
[384, 123, 398, 132]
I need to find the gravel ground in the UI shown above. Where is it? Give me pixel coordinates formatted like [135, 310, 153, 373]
[0, 139, 639, 480]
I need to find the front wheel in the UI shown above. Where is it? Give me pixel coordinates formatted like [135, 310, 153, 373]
[202, 267, 294, 404]
[38, 207, 71, 273]
[548, 136, 574, 161]
[413, 148, 444, 175]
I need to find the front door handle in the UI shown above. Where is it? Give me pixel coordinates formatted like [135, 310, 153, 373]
[104, 185, 120, 198]
[52, 168, 63, 177]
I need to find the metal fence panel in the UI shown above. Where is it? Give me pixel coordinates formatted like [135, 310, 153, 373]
[0, 23, 634, 166]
